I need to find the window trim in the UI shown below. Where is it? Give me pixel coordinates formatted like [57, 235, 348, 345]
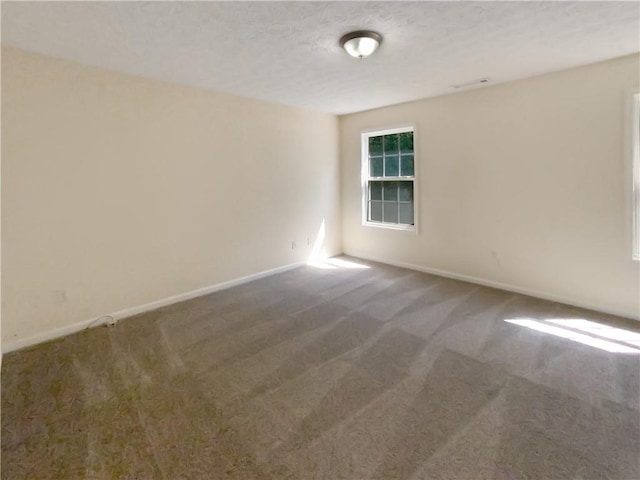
[631, 91, 640, 261]
[360, 124, 418, 233]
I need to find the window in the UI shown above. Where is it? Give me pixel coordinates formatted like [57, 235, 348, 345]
[632, 93, 640, 261]
[361, 126, 416, 230]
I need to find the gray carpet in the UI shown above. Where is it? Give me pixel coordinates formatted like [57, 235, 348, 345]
[2, 256, 639, 479]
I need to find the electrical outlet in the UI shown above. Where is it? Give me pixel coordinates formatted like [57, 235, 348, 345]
[52, 290, 67, 304]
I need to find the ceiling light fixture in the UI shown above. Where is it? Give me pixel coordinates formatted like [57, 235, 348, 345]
[340, 30, 382, 59]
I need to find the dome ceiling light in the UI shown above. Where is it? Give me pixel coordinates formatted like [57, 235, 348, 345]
[340, 30, 382, 59]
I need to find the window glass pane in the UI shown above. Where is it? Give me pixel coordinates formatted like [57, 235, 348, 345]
[399, 132, 413, 153]
[370, 156, 383, 177]
[369, 181, 382, 201]
[369, 136, 383, 155]
[370, 201, 383, 222]
[384, 202, 399, 223]
[400, 154, 414, 176]
[399, 203, 414, 225]
[383, 181, 398, 201]
[385, 155, 399, 177]
[398, 181, 413, 202]
[384, 134, 398, 154]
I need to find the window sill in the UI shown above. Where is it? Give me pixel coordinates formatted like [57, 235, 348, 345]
[363, 221, 417, 233]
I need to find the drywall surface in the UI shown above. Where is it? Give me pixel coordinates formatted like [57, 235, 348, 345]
[340, 54, 640, 319]
[1, 45, 3, 364]
[2, 47, 341, 347]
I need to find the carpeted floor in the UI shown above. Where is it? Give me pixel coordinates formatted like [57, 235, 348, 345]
[2, 256, 639, 479]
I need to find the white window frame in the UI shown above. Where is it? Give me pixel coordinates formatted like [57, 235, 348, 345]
[631, 92, 640, 261]
[361, 125, 418, 232]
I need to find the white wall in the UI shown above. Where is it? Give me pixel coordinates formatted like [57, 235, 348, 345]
[1, 47, 341, 349]
[341, 54, 640, 319]
[1, 46, 3, 364]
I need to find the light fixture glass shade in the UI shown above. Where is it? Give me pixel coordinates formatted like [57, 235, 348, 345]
[340, 31, 382, 59]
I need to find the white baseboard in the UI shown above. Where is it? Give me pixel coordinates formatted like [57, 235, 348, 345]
[6, 251, 636, 354]
[3, 261, 304, 353]
[345, 250, 640, 321]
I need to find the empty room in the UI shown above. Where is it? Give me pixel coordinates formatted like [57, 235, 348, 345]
[1, 1, 639, 479]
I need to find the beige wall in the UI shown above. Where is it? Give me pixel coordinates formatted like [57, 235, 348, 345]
[1, 47, 341, 348]
[3, 47, 638, 351]
[341, 54, 640, 319]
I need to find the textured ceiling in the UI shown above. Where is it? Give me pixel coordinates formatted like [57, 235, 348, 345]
[2, 1, 639, 115]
